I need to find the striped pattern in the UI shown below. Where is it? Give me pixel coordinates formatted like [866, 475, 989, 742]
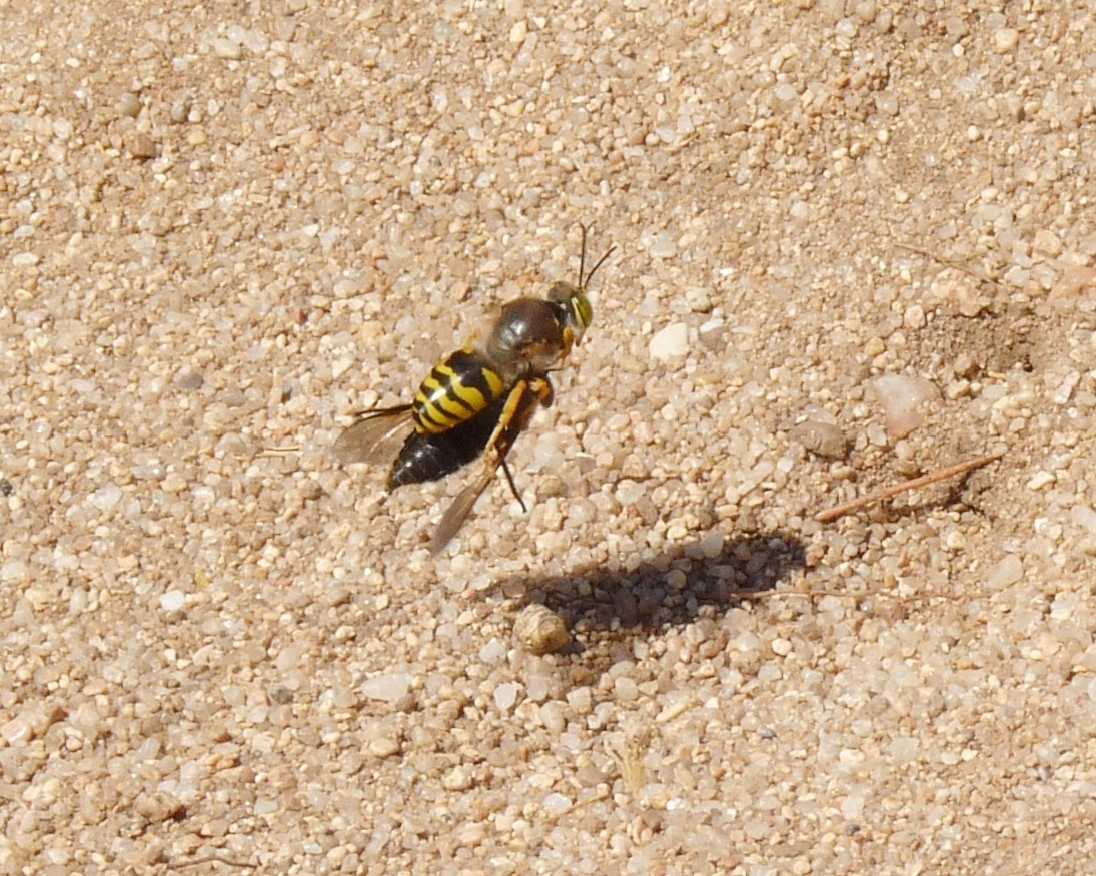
[412, 348, 505, 434]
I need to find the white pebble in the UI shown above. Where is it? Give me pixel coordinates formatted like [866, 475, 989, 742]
[1053, 371, 1080, 405]
[648, 233, 678, 259]
[212, 37, 243, 60]
[993, 27, 1019, 53]
[986, 554, 1023, 590]
[478, 638, 506, 664]
[160, 591, 186, 612]
[12, 252, 40, 267]
[1026, 472, 1054, 491]
[542, 793, 572, 816]
[1, 560, 28, 583]
[888, 736, 920, 763]
[869, 374, 941, 439]
[89, 482, 122, 512]
[771, 638, 792, 656]
[361, 672, 411, 703]
[649, 323, 689, 361]
[494, 682, 521, 712]
[1070, 505, 1096, 533]
[276, 642, 305, 672]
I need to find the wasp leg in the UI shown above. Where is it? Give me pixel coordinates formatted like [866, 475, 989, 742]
[429, 380, 530, 553]
[499, 458, 526, 513]
[479, 378, 529, 461]
[528, 374, 555, 408]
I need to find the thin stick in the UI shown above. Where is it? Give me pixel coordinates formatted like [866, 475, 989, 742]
[731, 587, 958, 604]
[165, 854, 257, 870]
[815, 451, 1005, 524]
[895, 242, 1008, 291]
[255, 446, 301, 458]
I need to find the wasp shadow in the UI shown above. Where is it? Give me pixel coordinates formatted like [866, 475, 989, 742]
[501, 530, 808, 683]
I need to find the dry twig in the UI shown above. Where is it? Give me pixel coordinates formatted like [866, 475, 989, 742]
[895, 241, 1008, 291]
[815, 451, 1005, 524]
[165, 854, 257, 870]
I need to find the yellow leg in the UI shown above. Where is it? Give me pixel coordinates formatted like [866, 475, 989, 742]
[528, 375, 554, 407]
[481, 379, 528, 463]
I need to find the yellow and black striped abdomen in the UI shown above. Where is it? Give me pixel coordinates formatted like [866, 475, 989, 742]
[412, 347, 506, 434]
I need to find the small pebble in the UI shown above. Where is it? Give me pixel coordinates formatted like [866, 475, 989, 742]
[869, 375, 941, 439]
[993, 27, 1019, 53]
[89, 482, 122, 512]
[494, 682, 521, 712]
[514, 605, 571, 655]
[212, 37, 243, 59]
[649, 323, 689, 361]
[361, 673, 412, 703]
[118, 92, 141, 118]
[127, 132, 158, 160]
[648, 233, 678, 259]
[790, 419, 849, 460]
[986, 554, 1023, 589]
[160, 591, 185, 612]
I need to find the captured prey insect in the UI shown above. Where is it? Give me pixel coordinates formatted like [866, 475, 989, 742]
[334, 226, 615, 553]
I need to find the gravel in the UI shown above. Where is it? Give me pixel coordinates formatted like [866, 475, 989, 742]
[2, 1, 1095, 874]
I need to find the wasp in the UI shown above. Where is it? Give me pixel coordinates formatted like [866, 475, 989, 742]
[335, 226, 614, 553]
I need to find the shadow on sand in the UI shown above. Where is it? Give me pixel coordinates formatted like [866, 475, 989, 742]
[498, 530, 809, 681]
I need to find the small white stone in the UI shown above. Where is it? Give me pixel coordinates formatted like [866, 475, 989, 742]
[903, 304, 926, 329]
[986, 554, 1023, 590]
[212, 37, 243, 60]
[648, 233, 678, 259]
[1053, 371, 1080, 405]
[89, 482, 122, 512]
[649, 323, 689, 361]
[888, 736, 920, 763]
[1, 560, 28, 583]
[1027, 472, 1054, 491]
[12, 252, 40, 267]
[685, 287, 712, 313]
[509, 20, 527, 44]
[160, 590, 186, 612]
[442, 766, 473, 791]
[478, 638, 506, 664]
[993, 27, 1019, 53]
[542, 793, 572, 816]
[494, 682, 521, 712]
[367, 735, 400, 758]
[361, 672, 412, 703]
[771, 638, 792, 656]
[331, 356, 354, 379]
[869, 374, 941, 439]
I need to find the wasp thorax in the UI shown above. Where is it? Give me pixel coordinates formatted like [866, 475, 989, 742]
[485, 298, 571, 380]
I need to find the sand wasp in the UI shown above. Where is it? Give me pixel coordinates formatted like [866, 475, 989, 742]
[335, 226, 614, 553]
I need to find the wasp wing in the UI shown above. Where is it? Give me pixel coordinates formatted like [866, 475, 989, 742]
[428, 381, 543, 553]
[429, 464, 498, 554]
[333, 405, 414, 465]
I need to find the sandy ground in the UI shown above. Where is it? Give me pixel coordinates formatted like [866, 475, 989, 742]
[2, 1, 1095, 873]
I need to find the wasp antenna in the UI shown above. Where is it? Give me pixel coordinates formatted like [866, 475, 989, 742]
[578, 223, 589, 289]
[584, 243, 616, 289]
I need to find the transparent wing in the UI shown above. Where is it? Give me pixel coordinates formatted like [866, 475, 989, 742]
[333, 405, 414, 465]
[429, 464, 498, 554]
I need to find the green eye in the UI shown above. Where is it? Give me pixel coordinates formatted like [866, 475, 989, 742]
[573, 294, 593, 331]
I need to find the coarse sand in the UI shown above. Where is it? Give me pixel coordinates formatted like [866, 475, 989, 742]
[1, 1, 1095, 874]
